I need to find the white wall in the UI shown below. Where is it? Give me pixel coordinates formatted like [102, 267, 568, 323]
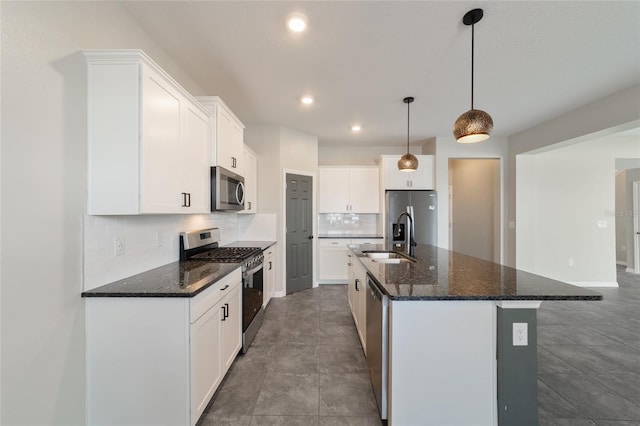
[449, 159, 500, 262]
[506, 84, 640, 267]
[429, 136, 508, 257]
[318, 145, 405, 166]
[516, 137, 639, 286]
[0, 2, 207, 424]
[245, 126, 318, 296]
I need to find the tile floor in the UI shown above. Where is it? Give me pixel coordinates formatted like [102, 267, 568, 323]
[199, 266, 640, 426]
[537, 266, 640, 425]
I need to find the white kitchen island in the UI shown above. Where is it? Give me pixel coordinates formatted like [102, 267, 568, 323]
[348, 244, 602, 426]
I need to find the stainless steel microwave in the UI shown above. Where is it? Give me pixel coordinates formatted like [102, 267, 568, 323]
[211, 166, 245, 211]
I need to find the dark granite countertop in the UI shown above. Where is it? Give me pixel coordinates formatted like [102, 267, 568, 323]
[350, 244, 603, 302]
[82, 240, 276, 298]
[81, 261, 240, 298]
[318, 234, 383, 239]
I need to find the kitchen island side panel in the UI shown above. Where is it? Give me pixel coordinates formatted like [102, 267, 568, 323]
[388, 300, 497, 426]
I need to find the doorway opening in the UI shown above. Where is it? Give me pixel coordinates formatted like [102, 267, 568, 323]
[614, 164, 640, 276]
[448, 158, 501, 263]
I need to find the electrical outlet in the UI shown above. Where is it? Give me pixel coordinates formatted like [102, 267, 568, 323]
[114, 237, 126, 256]
[513, 323, 528, 346]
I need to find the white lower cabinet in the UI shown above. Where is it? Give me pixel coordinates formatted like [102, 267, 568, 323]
[191, 298, 222, 419]
[219, 282, 242, 373]
[347, 253, 367, 352]
[86, 268, 242, 426]
[263, 245, 276, 307]
[318, 239, 381, 283]
[318, 239, 350, 283]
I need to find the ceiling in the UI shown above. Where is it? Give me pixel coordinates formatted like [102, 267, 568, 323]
[122, 1, 640, 147]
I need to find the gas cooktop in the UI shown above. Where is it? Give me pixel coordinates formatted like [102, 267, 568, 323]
[190, 246, 262, 263]
[179, 228, 262, 263]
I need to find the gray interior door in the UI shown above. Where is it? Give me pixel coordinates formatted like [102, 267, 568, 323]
[286, 173, 313, 294]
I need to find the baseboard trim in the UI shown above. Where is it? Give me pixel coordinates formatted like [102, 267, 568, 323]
[568, 281, 619, 288]
[272, 290, 286, 298]
[616, 260, 628, 266]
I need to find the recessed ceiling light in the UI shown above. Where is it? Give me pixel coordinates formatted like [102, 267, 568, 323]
[351, 125, 362, 132]
[301, 96, 314, 105]
[287, 13, 308, 32]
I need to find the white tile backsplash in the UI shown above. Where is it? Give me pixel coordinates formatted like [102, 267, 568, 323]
[83, 213, 239, 291]
[317, 213, 379, 235]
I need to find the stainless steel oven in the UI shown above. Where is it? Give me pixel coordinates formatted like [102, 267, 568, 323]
[241, 253, 264, 353]
[211, 166, 244, 211]
[179, 228, 265, 353]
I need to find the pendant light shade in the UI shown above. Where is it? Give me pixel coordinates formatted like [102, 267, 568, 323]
[398, 97, 419, 172]
[453, 109, 493, 143]
[453, 8, 493, 144]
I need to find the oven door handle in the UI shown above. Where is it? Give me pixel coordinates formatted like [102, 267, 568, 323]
[244, 262, 264, 276]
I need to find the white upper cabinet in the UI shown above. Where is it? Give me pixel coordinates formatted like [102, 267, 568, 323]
[318, 167, 380, 213]
[196, 96, 245, 174]
[239, 146, 258, 214]
[380, 155, 435, 190]
[319, 168, 349, 213]
[85, 49, 211, 215]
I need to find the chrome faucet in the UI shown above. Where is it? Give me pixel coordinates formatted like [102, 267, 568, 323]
[394, 211, 416, 256]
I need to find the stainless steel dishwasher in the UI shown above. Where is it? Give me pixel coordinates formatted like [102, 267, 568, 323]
[366, 273, 388, 420]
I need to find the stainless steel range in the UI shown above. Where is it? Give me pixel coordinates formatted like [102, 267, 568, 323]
[180, 228, 265, 353]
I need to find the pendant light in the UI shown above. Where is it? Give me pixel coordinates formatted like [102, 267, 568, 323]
[398, 96, 419, 172]
[453, 8, 493, 144]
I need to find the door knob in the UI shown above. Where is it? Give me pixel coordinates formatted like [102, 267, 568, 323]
[308, 235, 314, 239]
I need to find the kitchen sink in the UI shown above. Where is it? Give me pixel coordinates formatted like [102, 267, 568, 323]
[362, 251, 415, 264]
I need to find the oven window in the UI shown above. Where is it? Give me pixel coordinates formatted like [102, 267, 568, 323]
[242, 265, 264, 332]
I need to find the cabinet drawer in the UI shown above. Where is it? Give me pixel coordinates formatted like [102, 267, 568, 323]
[191, 268, 241, 323]
[318, 239, 350, 248]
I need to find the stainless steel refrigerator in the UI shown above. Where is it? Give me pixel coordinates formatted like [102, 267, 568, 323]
[386, 190, 437, 246]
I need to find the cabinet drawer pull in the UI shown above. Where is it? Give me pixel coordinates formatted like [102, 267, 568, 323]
[355, 279, 360, 291]
[220, 284, 229, 291]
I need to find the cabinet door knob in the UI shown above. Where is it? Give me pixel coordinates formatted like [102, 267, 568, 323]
[308, 235, 314, 239]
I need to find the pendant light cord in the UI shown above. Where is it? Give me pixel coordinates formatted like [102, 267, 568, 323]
[406, 100, 410, 152]
[471, 22, 475, 110]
